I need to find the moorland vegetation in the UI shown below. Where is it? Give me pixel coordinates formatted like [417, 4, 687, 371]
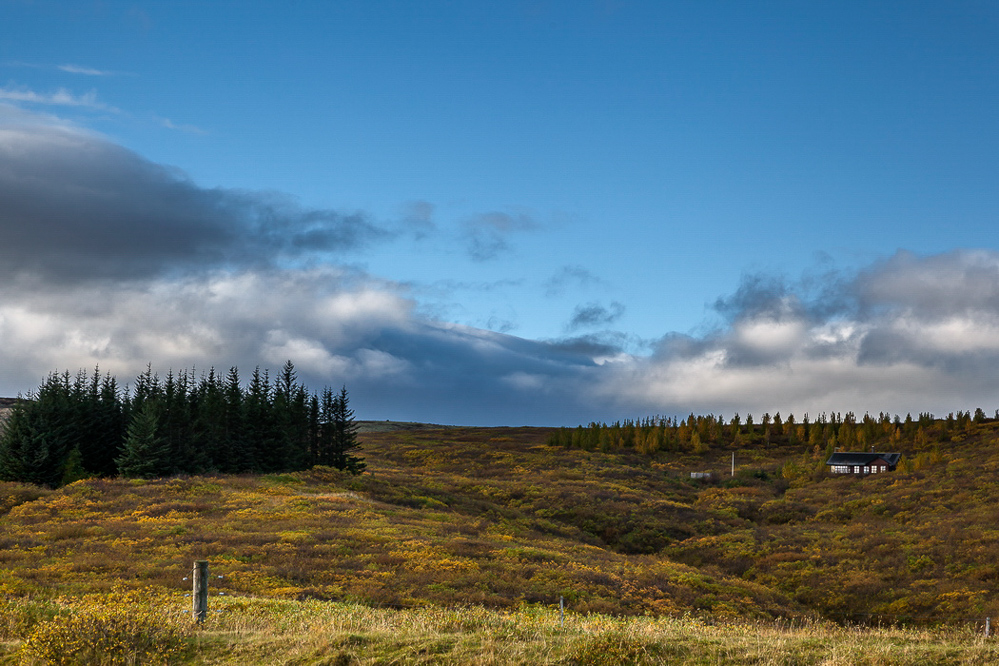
[1, 369, 999, 663]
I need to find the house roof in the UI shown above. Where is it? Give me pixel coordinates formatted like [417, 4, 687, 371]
[825, 452, 902, 467]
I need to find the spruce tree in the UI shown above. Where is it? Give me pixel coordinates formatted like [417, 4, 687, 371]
[245, 367, 279, 472]
[192, 368, 228, 472]
[315, 387, 336, 467]
[223, 366, 249, 472]
[116, 401, 171, 479]
[329, 386, 364, 474]
[0, 376, 76, 487]
[75, 368, 125, 477]
[0, 398, 46, 484]
[275, 361, 310, 471]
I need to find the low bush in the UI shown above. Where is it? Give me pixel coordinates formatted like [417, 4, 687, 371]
[0, 599, 65, 640]
[18, 590, 191, 665]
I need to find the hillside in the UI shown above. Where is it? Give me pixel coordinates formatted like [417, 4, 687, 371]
[2, 418, 998, 629]
[0, 425, 792, 619]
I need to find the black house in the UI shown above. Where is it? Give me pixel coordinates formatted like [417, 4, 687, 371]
[825, 451, 902, 475]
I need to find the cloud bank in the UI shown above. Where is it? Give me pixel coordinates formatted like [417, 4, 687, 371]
[603, 251, 999, 419]
[0, 109, 385, 284]
[2, 107, 999, 424]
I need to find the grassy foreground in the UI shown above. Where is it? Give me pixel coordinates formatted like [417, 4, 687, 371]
[2, 592, 997, 665]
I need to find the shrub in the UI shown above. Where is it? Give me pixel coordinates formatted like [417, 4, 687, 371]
[0, 599, 64, 640]
[564, 632, 688, 665]
[18, 600, 191, 665]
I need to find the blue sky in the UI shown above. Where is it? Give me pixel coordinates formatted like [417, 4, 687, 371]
[1, 1, 999, 424]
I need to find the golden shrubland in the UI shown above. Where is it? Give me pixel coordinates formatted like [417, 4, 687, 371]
[2, 416, 999, 663]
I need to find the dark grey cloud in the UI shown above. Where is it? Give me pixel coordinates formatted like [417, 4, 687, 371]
[565, 301, 625, 332]
[461, 211, 538, 261]
[0, 115, 388, 284]
[713, 273, 796, 322]
[855, 250, 999, 319]
[547, 333, 628, 359]
[651, 331, 715, 361]
[712, 250, 999, 333]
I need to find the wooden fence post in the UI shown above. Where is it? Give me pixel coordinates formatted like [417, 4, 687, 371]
[193, 560, 209, 623]
[986, 617, 991, 638]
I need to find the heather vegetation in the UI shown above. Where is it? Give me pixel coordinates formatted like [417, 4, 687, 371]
[2, 398, 999, 662]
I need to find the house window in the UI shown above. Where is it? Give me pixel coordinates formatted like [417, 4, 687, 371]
[853, 466, 859, 473]
[864, 466, 870, 473]
[881, 465, 886, 472]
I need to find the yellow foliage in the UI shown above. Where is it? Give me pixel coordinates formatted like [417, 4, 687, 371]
[18, 587, 191, 665]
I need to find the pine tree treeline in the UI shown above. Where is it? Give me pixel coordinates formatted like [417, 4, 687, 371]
[0, 361, 364, 487]
[547, 409, 994, 455]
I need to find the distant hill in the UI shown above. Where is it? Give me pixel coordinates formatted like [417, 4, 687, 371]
[355, 420, 452, 433]
[0, 397, 14, 428]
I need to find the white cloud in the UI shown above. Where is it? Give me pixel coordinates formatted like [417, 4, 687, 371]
[0, 86, 118, 111]
[57, 64, 114, 76]
[733, 317, 807, 357]
[155, 115, 208, 135]
[0, 268, 411, 390]
[589, 251, 999, 419]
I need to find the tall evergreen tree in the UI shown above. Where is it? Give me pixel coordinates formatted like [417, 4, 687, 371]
[315, 387, 336, 467]
[76, 368, 125, 477]
[275, 361, 310, 471]
[192, 368, 228, 472]
[223, 366, 249, 472]
[327, 386, 364, 474]
[245, 367, 281, 472]
[0, 398, 39, 484]
[116, 400, 171, 479]
[0, 386, 74, 488]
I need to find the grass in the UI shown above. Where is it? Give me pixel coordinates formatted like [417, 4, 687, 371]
[2, 595, 997, 665]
